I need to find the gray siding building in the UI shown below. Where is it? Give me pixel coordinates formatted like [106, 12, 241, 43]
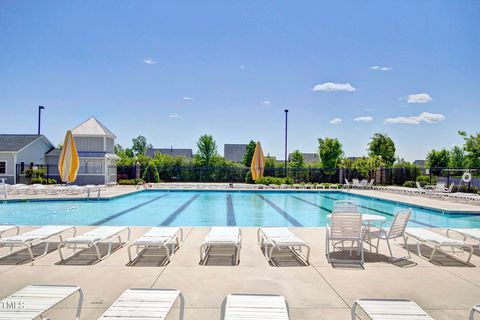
[289, 152, 319, 164]
[224, 144, 247, 163]
[146, 148, 193, 160]
[45, 117, 119, 185]
[0, 135, 54, 184]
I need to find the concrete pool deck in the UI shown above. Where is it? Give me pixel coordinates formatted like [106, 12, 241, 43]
[0, 226, 479, 319]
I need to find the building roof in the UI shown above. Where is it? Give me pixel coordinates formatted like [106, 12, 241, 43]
[71, 117, 116, 139]
[146, 148, 193, 159]
[0, 134, 51, 152]
[46, 148, 119, 159]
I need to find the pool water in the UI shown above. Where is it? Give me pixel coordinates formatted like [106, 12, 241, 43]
[0, 191, 479, 228]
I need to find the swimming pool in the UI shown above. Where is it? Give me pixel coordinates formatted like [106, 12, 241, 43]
[1, 190, 479, 228]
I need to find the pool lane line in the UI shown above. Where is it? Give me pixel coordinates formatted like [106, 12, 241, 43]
[159, 194, 200, 226]
[316, 193, 435, 228]
[226, 194, 236, 226]
[257, 194, 303, 227]
[290, 196, 331, 213]
[91, 194, 169, 225]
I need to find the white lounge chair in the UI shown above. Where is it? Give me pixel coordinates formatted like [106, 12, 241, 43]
[128, 227, 183, 265]
[0, 225, 19, 238]
[0, 284, 83, 320]
[447, 228, 480, 250]
[405, 228, 474, 263]
[98, 288, 184, 320]
[471, 304, 480, 320]
[351, 298, 433, 320]
[326, 211, 364, 265]
[0, 225, 76, 261]
[58, 226, 131, 262]
[257, 227, 310, 266]
[200, 227, 241, 265]
[365, 209, 412, 260]
[221, 294, 289, 320]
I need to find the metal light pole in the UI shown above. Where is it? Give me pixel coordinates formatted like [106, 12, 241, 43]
[284, 109, 289, 177]
[37, 106, 45, 135]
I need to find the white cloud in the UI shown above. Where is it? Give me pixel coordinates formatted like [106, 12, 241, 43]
[183, 96, 193, 101]
[384, 112, 445, 125]
[263, 100, 271, 106]
[354, 116, 373, 123]
[143, 58, 157, 65]
[370, 65, 392, 71]
[330, 118, 343, 125]
[168, 114, 182, 119]
[313, 82, 356, 92]
[407, 93, 432, 103]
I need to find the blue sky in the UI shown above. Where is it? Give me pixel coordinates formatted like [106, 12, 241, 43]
[1, 1, 479, 161]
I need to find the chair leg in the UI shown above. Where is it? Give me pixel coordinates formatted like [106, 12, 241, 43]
[386, 238, 393, 259]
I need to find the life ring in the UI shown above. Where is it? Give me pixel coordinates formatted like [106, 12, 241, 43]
[462, 171, 472, 183]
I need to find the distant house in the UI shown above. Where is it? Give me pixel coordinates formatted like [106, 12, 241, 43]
[45, 117, 119, 185]
[0, 134, 54, 184]
[224, 144, 247, 162]
[146, 148, 193, 160]
[413, 160, 426, 169]
[289, 152, 319, 164]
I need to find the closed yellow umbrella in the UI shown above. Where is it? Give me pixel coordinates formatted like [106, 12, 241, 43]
[250, 141, 265, 181]
[58, 130, 79, 184]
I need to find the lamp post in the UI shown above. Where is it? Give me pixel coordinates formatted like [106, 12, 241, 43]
[37, 106, 45, 135]
[284, 109, 289, 177]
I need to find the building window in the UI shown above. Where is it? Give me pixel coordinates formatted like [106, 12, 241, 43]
[0, 161, 6, 174]
[79, 160, 104, 174]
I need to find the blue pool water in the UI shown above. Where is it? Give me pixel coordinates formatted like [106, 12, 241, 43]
[0, 191, 479, 228]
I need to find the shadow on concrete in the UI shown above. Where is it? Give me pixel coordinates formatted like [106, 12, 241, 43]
[55, 243, 124, 266]
[0, 242, 59, 265]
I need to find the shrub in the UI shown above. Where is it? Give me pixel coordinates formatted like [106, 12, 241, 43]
[118, 179, 145, 185]
[245, 171, 254, 184]
[403, 181, 415, 188]
[416, 175, 436, 185]
[142, 165, 160, 183]
[284, 177, 294, 185]
[255, 176, 289, 185]
[31, 177, 44, 184]
[47, 178, 57, 184]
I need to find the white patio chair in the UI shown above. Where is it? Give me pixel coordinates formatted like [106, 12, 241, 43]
[128, 227, 183, 265]
[0, 225, 19, 238]
[447, 228, 480, 250]
[0, 225, 76, 261]
[200, 227, 241, 265]
[257, 227, 310, 266]
[470, 304, 480, 320]
[221, 294, 289, 320]
[351, 298, 433, 320]
[98, 288, 184, 320]
[58, 226, 131, 262]
[326, 211, 364, 265]
[342, 179, 352, 189]
[0, 284, 83, 320]
[405, 228, 474, 263]
[365, 209, 412, 260]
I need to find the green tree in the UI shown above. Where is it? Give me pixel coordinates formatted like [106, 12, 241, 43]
[459, 131, 480, 168]
[242, 140, 257, 167]
[142, 164, 160, 182]
[131, 135, 152, 156]
[368, 133, 396, 166]
[264, 157, 277, 169]
[193, 134, 218, 167]
[288, 150, 305, 168]
[318, 137, 344, 169]
[449, 145, 465, 168]
[426, 149, 450, 168]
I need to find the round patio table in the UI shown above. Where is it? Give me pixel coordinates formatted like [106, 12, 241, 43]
[327, 213, 386, 224]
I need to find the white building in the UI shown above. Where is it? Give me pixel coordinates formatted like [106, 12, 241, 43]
[0, 134, 54, 184]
